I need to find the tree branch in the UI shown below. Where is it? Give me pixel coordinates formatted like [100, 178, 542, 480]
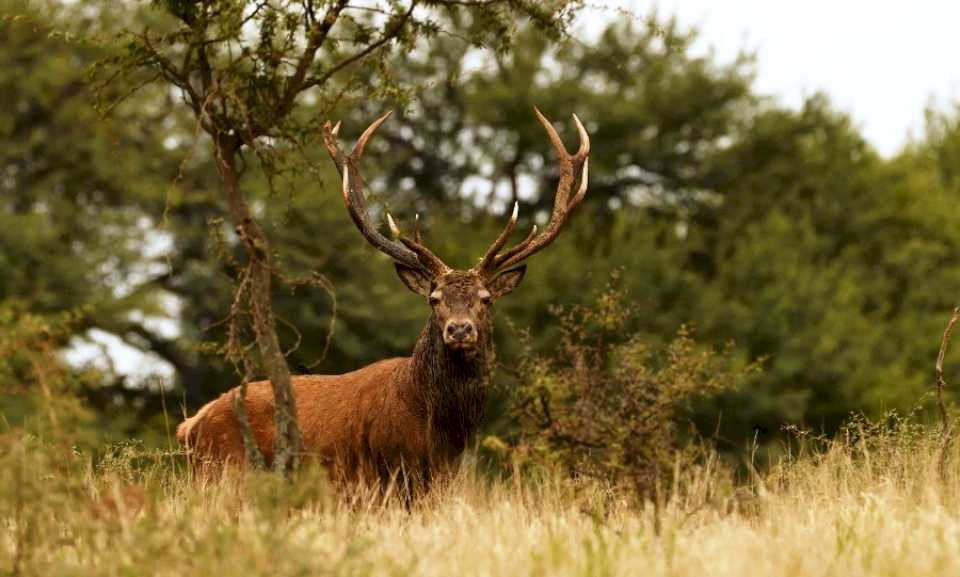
[278, 0, 350, 117]
[213, 130, 304, 474]
[301, 0, 419, 93]
[935, 306, 958, 480]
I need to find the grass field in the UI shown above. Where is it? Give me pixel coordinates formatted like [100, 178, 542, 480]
[3, 418, 959, 577]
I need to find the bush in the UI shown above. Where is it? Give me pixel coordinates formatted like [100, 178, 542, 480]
[0, 300, 158, 449]
[496, 274, 756, 499]
[0, 302, 100, 443]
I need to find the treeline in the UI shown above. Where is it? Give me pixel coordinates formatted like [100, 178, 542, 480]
[2, 0, 959, 452]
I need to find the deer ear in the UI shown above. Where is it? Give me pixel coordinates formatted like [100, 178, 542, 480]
[395, 263, 433, 297]
[488, 265, 526, 299]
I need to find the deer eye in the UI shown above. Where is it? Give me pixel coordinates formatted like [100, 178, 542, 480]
[478, 289, 492, 304]
[429, 291, 442, 305]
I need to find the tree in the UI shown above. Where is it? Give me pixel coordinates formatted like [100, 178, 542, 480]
[13, 0, 959, 459]
[371, 18, 960, 445]
[0, 0, 194, 439]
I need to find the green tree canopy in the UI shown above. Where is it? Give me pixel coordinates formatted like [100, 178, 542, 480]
[4, 1, 960, 456]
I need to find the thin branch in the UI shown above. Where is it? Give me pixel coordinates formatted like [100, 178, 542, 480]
[225, 266, 253, 372]
[95, 72, 162, 116]
[139, 31, 199, 106]
[233, 383, 268, 469]
[276, 314, 304, 358]
[430, 0, 507, 5]
[282, 270, 338, 370]
[301, 0, 419, 92]
[303, 0, 317, 27]
[241, 0, 270, 29]
[162, 85, 220, 269]
[935, 306, 959, 480]
[194, 27, 214, 95]
[278, 0, 350, 117]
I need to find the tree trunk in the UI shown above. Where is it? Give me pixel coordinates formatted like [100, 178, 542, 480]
[213, 132, 304, 475]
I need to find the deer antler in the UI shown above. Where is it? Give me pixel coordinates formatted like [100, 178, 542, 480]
[476, 107, 590, 277]
[321, 112, 449, 277]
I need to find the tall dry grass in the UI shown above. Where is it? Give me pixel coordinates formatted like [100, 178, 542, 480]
[2, 414, 959, 577]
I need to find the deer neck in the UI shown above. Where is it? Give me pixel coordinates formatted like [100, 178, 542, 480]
[404, 314, 493, 450]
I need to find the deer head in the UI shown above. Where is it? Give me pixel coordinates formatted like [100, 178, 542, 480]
[320, 109, 590, 353]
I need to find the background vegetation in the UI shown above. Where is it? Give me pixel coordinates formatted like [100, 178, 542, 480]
[5, 0, 960, 574]
[3, 0, 960, 495]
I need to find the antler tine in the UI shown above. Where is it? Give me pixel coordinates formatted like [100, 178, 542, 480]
[474, 201, 519, 273]
[534, 107, 590, 216]
[321, 113, 449, 276]
[481, 108, 590, 276]
[387, 211, 449, 276]
[533, 106, 567, 162]
[488, 223, 537, 269]
[352, 111, 392, 158]
[572, 113, 590, 157]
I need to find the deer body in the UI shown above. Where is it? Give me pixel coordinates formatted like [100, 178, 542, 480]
[178, 109, 590, 488]
[179, 302, 492, 481]
[178, 359, 417, 476]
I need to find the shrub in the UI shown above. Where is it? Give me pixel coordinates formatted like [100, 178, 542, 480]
[497, 274, 756, 499]
[0, 301, 102, 444]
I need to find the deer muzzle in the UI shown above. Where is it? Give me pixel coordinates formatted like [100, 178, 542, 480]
[444, 319, 477, 348]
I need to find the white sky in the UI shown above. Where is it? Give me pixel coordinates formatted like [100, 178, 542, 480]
[591, 0, 960, 157]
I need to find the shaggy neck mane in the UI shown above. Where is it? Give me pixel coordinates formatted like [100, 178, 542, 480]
[404, 313, 493, 451]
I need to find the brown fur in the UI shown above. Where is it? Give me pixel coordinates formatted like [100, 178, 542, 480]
[178, 358, 429, 480]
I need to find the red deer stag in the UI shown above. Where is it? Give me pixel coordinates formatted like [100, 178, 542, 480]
[177, 108, 590, 488]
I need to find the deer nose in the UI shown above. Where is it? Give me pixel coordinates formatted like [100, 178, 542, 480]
[444, 320, 475, 343]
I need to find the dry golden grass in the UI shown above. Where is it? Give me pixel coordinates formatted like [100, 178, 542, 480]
[2, 418, 959, 577]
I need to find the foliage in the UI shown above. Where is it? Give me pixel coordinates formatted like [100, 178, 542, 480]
[496, 275, 752, 498]
[3, 0, 960, 459]
[403, 26, 960, 445]
[0, 0, 198, 401]
[0, 301, 110, 448]
[686, 97, 960, 441]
